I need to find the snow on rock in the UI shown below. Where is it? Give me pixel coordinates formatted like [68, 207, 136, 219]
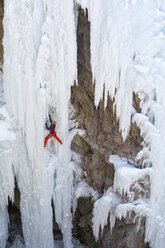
[116, 199, 150, 232]
[92, 187, 120, 241]
[110, 155, 152, 201]
[135, 147, 151, 168]
[92, 186, 151, 242]
[73, 180, 98, 214]
[74, 181, 98, 200]
[116, 199, 150, 220]
[92, 153, 152, 241]
[133, 110, 165, 248]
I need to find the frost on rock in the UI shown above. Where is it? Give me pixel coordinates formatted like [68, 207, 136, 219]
[110, 155, 152, 201]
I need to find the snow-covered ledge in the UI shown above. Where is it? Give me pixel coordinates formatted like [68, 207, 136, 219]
[110, 155, 152, 201]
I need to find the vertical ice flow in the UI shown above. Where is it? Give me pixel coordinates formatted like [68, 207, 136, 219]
[2, 0, 165, 248]
[3, 0, 77, 247]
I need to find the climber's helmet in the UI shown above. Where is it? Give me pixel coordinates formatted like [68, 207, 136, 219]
[52, 121, 56, 125]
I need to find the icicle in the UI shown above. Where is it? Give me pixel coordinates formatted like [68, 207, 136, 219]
[0, 105, 15, 247]
[92, 188, 120, 241]
[3, 0, 77, 247]
[110, 155, 152, 201]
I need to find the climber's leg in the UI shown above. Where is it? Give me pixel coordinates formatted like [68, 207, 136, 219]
[52, 133, 63, 145]
[44, 135, 50, 147]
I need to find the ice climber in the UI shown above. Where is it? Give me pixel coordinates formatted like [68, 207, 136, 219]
[44, 115, 63, 147]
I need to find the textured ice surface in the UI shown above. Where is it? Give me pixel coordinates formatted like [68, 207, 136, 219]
[76, 1, 165, 247]
[3, 0, 77, 247]
[92, 188, 120, 240]
[0, 104, 16, 248]
[1, 0, 165, 248]
[110, 155, 152, 200]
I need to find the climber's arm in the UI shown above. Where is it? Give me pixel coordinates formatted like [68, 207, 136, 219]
[45, 122, 51, 130]
[49, 114, 52, 123]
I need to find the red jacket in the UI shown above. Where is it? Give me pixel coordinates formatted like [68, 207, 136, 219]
[46, 123, 55, 134]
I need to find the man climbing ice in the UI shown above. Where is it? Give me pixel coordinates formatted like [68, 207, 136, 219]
[44, 115, 63, 147]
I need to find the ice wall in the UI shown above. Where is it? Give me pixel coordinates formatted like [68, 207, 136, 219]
[76, 1, 165, 248]
[3, 0, 77, 247]
[0, 104, 15, 248]
[2, 0, 165, 248]
[76, 0, 157, 140]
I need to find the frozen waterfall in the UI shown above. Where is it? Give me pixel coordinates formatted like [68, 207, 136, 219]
[0, 0, 165, 248]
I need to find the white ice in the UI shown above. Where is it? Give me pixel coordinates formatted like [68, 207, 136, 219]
[3, 0, 77, 247]
[0, 104, 16, 248]
[1, 0, 165, 248]
[110, 155, 152, 201]
[92, 187, 120, 241]
[76, 1, 165, 247]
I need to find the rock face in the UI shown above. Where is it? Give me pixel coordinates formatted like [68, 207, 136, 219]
[0, 3, 150, 247]
[71, 9, 149, 248]
[6, 202, 24, 248]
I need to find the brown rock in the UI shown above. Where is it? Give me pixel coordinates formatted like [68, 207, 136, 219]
[71, 8, 149, 248]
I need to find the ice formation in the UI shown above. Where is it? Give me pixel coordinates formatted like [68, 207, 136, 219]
[76, 1, 165, 248]
[110, 155, 152, 201]
[0, 0, 165, 248]
[92, 188, 150, 241]
[92, 187, 120, 241]
[2, 0, 77, 247]
[0, 78, 16, 247]
[92, 154, 152, 241]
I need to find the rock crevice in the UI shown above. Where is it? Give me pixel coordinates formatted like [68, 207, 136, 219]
[71, 9, 149, 248]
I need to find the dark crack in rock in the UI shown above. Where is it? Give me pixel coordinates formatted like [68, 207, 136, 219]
[71, 8, 150, 248]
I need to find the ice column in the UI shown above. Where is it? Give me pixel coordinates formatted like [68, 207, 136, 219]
[3, 0, 77, 247]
